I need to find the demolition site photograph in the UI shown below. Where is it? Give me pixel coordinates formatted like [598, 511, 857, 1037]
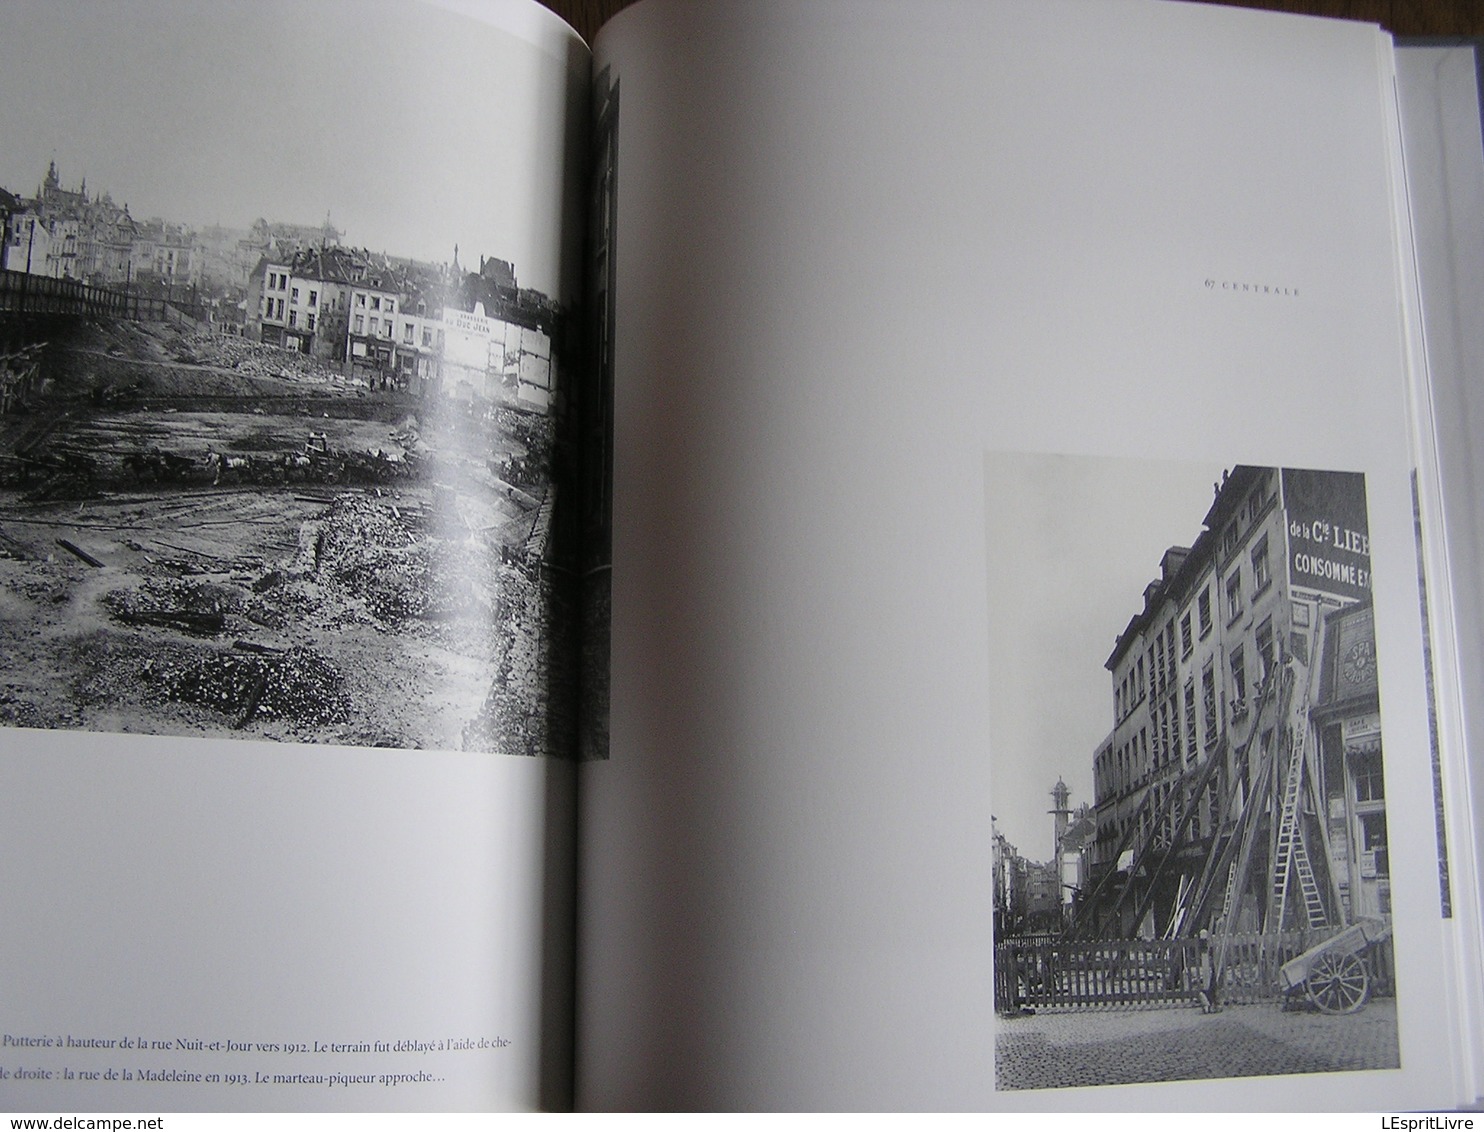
[984, 450, 1402, 1090]
[0, 1, 590, 757]
[0, 312, 575, 757]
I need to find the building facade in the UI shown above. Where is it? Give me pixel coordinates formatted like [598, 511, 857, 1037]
[1, 163, 566, 414]
[1083, 466, 1389, 939]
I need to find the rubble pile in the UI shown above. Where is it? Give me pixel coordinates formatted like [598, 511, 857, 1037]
[462, 560, 573, 757]
[314, 495, 414, 560]
[9, 569, 73, 605]
[310, 496, 418, 621]
[158, 645, 350, 728]
[97, 570, 287, 638]
[491, 408, 554, 488]
[0, 688, 51, 729]
[308, 495, 489, 625]
[424, 543, 489, 619]
[19, 465, 99, 502]
[172, 332, 345, 385]
[104, 578, 248, 618]
[64, 634, 191, 709]
[359, 550, 435, 622]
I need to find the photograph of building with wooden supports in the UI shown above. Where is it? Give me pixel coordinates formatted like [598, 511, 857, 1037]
[987, 456, 1399, 1089]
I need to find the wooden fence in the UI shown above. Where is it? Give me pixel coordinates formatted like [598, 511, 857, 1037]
[994, 930, 1391, 1013]
[0, 269, 172, 321]
[996, 937, 1201, 1013]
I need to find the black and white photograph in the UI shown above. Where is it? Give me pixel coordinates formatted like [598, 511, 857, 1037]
[986, 450, 1400, 1089]
[0, 0, 589, 756]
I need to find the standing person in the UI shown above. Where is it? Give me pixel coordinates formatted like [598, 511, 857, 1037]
[1197, 928, 1222, 1013]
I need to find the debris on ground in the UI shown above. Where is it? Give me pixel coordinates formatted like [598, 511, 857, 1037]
[155, 645, 350, 729]
[304, 494, 490, 626]
[0, 312, 578, 755]
[102, 578, 250, 635]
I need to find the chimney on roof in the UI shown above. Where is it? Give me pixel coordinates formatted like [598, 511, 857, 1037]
[1160, 546, 1189, 581]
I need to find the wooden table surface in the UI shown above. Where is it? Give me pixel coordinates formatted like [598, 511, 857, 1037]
[538, 0, 1484, 48]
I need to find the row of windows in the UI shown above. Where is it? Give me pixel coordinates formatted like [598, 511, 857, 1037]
[1096, 775, 1220, 861]
[1228, 619, 1277, 713]
[1180, 614, 1281, 751]
[1118, 527, 1274, 729]
[350, 293, 433, 318]
[350, 314, 438, 348]
[1115, 657, 1146, 722]
[262, 296, 320, 332]
[267, 271, 335, 312]
[1149, 620, 1179, 701]
[1101, 726, 1148, 801]
[267, 278, 445, 322]
[1150, 694, 1180, 773]
[1223, 534, 1271, 624]
[1103, 684, 1204, 800]
[1220, 476, 1278, 561]
[354, 292, 395, 314]
[264, 296, 439, 350]
[1183, 511, 1274, 654]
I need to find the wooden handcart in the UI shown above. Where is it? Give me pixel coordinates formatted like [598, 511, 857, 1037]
[1277, 918, 1391, 1014]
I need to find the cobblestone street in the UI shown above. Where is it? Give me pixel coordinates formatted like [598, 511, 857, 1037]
[996, 1000, 1399, 1090]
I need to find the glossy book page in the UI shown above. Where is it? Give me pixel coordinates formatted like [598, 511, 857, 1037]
[580, 0, 1462, 1109]
[0, 0, 589, 1112]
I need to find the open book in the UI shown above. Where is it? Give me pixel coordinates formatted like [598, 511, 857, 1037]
[2, 0, 1482, 1112]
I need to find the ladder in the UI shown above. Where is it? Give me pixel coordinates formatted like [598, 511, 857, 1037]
[1216, 858, 1239, 928]
[1209, 670, 1288, 960]
[1292, 831, 1327, 929]
[1268, 728, 1326, 931]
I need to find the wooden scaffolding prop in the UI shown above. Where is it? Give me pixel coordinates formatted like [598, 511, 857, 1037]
[1071, 614, 1344, 951]
[1212, 622, 1346, 973]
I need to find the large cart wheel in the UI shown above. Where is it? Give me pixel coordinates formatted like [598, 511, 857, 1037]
[1305, 950, 1370, 1014]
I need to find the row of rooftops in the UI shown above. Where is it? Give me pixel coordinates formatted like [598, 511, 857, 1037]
[268, 244, 510, 285]
[260, 244, 555, 324]
[2, 164, 564, 336]
[1104, 465, 1267, 672]
[3, 162, 193, 246]
[0, 164, 349, 289]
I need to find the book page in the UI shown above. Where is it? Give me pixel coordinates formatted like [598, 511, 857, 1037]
[0, 0, 587, 1112]
[579, 0, 1462, 1109]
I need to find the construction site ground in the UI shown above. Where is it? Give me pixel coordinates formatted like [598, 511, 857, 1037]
[0, 316, 571, 755]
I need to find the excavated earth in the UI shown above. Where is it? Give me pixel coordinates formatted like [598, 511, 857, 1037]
[0, 318, 573, 755]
